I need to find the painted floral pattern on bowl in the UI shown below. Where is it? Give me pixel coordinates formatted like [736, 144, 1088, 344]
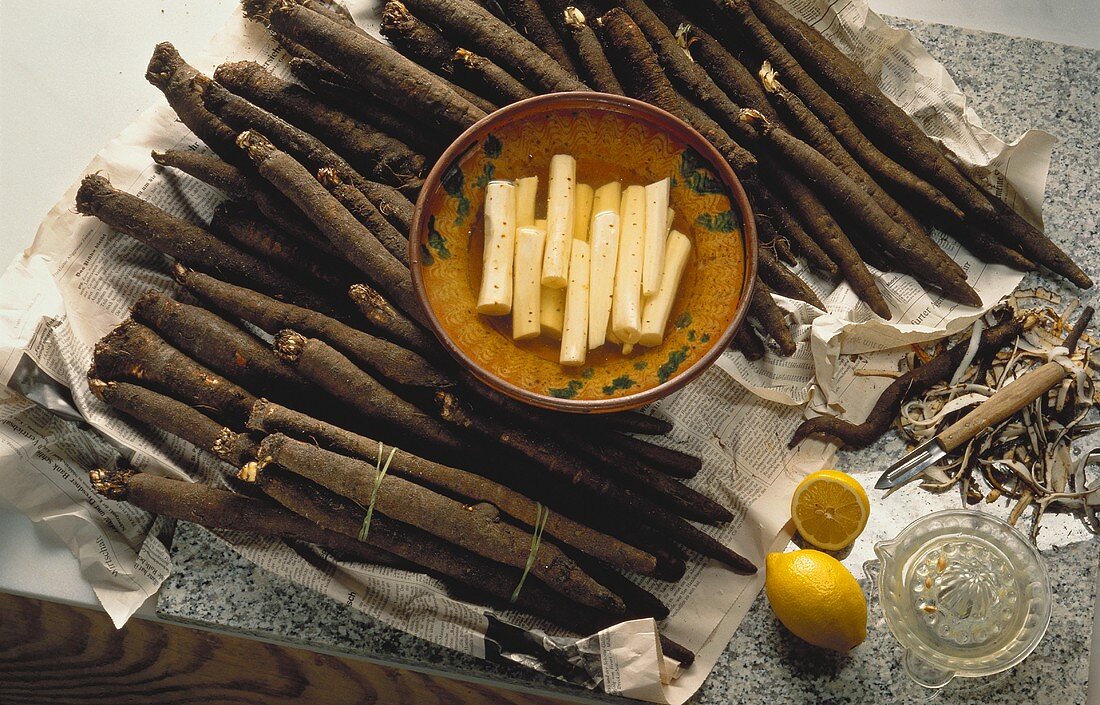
[412, 95, 754, 411]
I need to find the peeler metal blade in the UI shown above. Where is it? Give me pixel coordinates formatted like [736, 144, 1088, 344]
[875, 436, 947, 490]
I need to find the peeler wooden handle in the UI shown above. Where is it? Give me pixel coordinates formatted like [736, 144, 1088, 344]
[937, 361, 1066, 452]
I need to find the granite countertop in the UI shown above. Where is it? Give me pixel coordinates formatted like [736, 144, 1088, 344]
[156, 18, 1100, 705]
[162, 525, 1098, 705]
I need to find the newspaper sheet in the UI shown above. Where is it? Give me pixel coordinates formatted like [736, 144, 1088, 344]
[0, 1, 1057, 703]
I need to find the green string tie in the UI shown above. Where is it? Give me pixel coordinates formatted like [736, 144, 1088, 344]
[510, 502, 550, 603]
[358, 442, 397, 542]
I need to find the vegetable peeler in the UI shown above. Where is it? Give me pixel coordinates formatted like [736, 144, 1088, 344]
[875, 361, 1068, 490]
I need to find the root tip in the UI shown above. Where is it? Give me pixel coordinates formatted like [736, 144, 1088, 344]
[171, 262, 191, 282]
[257, 433, 286, 460]
[212, 428, 239, 461]
[89, 467, 134, 500]
[236, 130, 276, 162]
[380, 0, 413, 32]
[240, 0, 277, 22]
[272, 329, 307, 361]
[237, 460, 262, 483]
[87, 377, 111, 400]
[738, 108, 770, 129]
[245, 398, 272, 431]
[758, 61, 779, 92]
[563, 6, 586, 28]
[75, 173, 115, 216]
[454, 47, 477, 67]
[674, 23, 695, 50]
[145, 42, 182, 88]
[435, 391, 466, 424]
[316, 167, 341, 187]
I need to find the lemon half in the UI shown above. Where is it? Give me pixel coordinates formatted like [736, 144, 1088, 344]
[791, 469, 869, 551]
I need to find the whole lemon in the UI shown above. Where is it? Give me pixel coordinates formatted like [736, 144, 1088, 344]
[765, 550, 867, 652]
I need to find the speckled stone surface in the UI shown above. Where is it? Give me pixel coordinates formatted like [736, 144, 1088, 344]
[156, 19, 1100, 705]
[696, 541, 1097, 705]
[159, 524, 1097, 704]
[156, 523, 598, 702]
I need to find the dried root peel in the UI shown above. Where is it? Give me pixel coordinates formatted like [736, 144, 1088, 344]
[791, 316, 1025, 448]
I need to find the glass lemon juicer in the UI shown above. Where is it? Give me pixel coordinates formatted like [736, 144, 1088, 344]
[872, 509, 1052, 689]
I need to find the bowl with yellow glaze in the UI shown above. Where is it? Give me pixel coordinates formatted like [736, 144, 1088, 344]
[410, 92, 756, 412]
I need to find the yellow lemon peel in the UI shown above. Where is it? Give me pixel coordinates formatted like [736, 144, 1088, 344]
[765, 549, 867, 652]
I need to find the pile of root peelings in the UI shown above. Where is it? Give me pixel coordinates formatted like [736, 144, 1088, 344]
[897, 293, 1100, 541]
[794, 291, 1100, 542]
[64, 0, 1095, 669]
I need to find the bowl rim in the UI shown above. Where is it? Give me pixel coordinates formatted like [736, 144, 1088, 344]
[409, 91, 758, 413]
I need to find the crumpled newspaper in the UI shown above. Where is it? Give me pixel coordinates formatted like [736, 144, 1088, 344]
[0, 0, 1060, 703]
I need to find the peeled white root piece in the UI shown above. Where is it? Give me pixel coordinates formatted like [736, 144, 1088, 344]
[642, 178, 670, 297]
[588, 180, 622, 349]
[560, 240, 590, 366]
[572, 183, 594, 243]
[611, 185, 645, 345]
[639, 229, 691, 347]
[587, 210, 620, 349]
[540, 287, 566, 339]
[512, 225, 545, 340]
[541, 154, 576, 288]
[534, 218, 565, 339]
[592, 180, 622, 218]
[515, 175, 539, 229]
[477, 180, 517, 315]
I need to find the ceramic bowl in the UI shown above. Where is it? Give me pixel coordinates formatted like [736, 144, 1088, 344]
[410, 92, 756, 412]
